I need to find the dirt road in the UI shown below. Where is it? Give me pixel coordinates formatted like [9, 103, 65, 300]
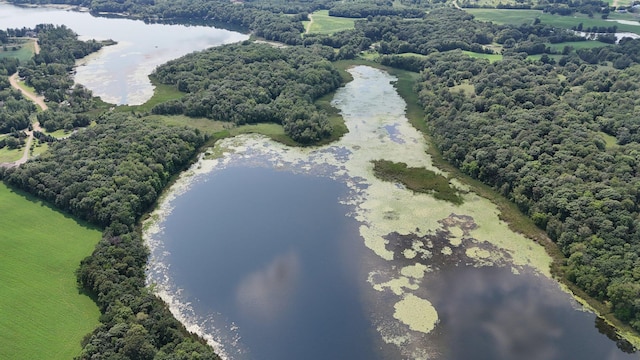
[0, 72, 46, 168]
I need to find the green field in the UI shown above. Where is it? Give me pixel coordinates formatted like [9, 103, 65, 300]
[547, 40, 607, 51]
[303, 10, 358, 35]
[0, 39, 36, 62]
[462, 50, 503, 62]
[467, 9, 640, 35]
[116, 77, 186, 113]
[0, 182, 101, 360]
[0, 146, 23, 162]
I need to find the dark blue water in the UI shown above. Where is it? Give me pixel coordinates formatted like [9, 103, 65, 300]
[157, 164, 640, 360]
[162, 166, 383, 359]
[430, 267, 637, 360]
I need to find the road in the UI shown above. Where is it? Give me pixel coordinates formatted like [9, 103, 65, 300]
[1, 39, 46, 168]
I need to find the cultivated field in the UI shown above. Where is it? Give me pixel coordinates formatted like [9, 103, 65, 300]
[468, 8, 640, 35]
[303, 10, 358, 35]
[0, 183, 101, 360]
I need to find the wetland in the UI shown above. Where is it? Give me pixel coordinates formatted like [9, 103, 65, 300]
[145, 66, 639, 359]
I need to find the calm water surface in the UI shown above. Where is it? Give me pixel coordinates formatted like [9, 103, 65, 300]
[0, 3, 247, 104]
[159, 166, 384, 359]
[148, 66, 639, 360]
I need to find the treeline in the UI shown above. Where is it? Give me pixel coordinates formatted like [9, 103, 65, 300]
[540, 0, 611, 17]
[0, 25, 101, 136]
[328, 3, 424, 18]
[411, 50, 640, 331]
[573, 37, 640, 69]
[1, 114, 220, 359]
[152, 42, 342, 143]
[322, 9, 583, 58]
[19, 24, 103, 107]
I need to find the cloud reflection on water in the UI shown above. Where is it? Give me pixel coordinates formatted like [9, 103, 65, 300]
[235, 250, 300, 323]
[432, 267, 571, 360]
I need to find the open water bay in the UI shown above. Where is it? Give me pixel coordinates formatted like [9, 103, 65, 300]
[145, 66, 639, 359]
[0, 3, 247, 104]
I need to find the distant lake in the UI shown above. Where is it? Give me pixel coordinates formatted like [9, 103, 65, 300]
[146, 66, 639, 359]
[0, 3, 248, 104]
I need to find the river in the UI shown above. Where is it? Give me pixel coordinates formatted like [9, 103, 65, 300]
[0, 2, 248, 104]
[145, 66, 640, 359]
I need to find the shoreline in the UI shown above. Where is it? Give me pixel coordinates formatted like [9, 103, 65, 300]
[138, 66, 632, 358]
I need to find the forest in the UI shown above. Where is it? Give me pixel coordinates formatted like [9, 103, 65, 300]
[2, 0, 640, 357]
[1, 114, 220, 359]
[410, 50, 640, 331]
[151, 42, 342, 143]
[0, 57, 34, 136]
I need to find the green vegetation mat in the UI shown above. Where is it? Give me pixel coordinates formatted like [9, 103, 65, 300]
[372, 160, 464, 204]
[0, 182, 101, 360]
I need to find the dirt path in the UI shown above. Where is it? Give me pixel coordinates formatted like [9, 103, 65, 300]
[0, 72, 46, 168]
[33, 39, 40, 55]
[9, 73, 47, 112]
[305, 13, 314, 34]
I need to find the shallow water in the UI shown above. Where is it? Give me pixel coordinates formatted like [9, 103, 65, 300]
[145, 66, 639, 359]
[0, 3, 247, 104]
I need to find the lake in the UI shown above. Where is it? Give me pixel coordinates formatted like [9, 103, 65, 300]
[145, 66, 640, 359]
[0, 2, 248, 104]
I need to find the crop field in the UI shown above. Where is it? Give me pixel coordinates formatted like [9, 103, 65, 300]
[303, 10, 358, 35]
[468, 9, 640, 35]
[0, 183, 101, 360]
[465, 9, 640, 34]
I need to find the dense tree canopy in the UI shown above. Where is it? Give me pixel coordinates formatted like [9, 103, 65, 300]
[4, 0, 640, 353]
[413, 50, 640, 331]
[2, 114, 218, 359]
[152, 42, 342, 143]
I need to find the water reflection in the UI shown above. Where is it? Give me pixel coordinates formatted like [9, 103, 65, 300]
[235, 251, 300, 323]
[428, 265, 637, 360]
[146, 66, 640, 359]
[0, 3, 247, 104]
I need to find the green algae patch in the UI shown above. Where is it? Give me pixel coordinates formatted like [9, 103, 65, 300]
[372, 159, 463, 204]
[372, 276, 419, 296]
[393, 294, 439, 334]
[401, 263, 429, 279]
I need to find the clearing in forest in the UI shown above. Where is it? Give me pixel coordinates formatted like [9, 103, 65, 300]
[303, 10, 358, 35]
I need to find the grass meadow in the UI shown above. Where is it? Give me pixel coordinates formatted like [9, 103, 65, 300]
[0, 39, 36, 62]
[116, 76, 186, 113]
[467, 9, 640, 35]
[303, 10, 358, 35]
[0, 182, 101, 360]
[0, 146, 23, 162]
